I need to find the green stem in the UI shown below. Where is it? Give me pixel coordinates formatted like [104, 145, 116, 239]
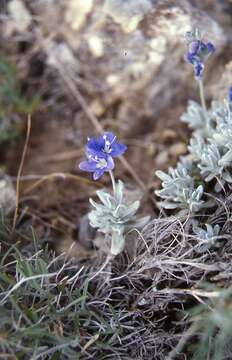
[109, 170, 116, 195]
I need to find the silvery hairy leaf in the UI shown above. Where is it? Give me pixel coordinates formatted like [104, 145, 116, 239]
[155, 68, 232, 221]
[89, 180, 149, 255]
[211, 100, 231, 126]
[219, 149, 232, 167]
[213, 124, 232, 151]
[155, 157, 204, 212]
[186, 185, 204, 213]
[197, 143, 224, 182]
[188, 136, 205, 159]
[181, 100, 212, 135]
[193, 223, 221, 253]
[213, 170, 232, 193]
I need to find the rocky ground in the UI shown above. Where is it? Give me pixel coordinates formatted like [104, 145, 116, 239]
[0, 1, 232, 359]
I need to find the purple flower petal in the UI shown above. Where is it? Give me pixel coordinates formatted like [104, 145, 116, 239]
[194, 61, 204, 78]
[206, 42, 215, 54]
[185, 52, 195, 65]
[86, 137, 105, 157]
[199, 41, 207, 52]
[102, 132, 116, 143]
[92, 156, 114, 179]
[78, 132, 126, 180]
[79, 160, 97, 172]
[106, 156, 115, 171]
[184, 32, 215, 79]
[93, 168, 105, 180]
[79, 154, 115, 180]
[110, 143, 127, 157]
[85, 132, 127, 159]
[188, 40, 200, 55]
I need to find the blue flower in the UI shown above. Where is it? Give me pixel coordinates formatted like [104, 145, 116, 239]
[229, 86, 232, 103]
[195, 62, 205, 78]
[79, 154, 115, 180]
[184, 35, 215, 79]
[188, 40, 215, 58]
[86, 132, 127, 159]
[79, 132, 127, 180]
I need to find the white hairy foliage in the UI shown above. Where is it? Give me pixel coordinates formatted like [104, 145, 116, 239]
[155, 94, 232, 251]
[89, 180, 149, 255]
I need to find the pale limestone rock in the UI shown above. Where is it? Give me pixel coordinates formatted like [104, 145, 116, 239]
[87, 35, 104, 58]
[156, 150, 169, 166]
[169, 143, 187, 157]
[210, 60, 232, 101]
[103, 0, 153, 33]
[7, 0, 31, 33]
[0, 177, 16, 215]
[47, 42, 76, 68]
[7, 0, 227, 140]
[65, 0, 93, 31]
[106, 74, 120, 86]
[90, 99, 106, 117]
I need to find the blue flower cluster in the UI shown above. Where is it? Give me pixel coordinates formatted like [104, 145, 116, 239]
[79, 132, 127, 180]
[184, 32, 215, 79]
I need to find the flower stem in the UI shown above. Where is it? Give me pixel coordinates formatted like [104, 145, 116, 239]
[199, 78, 210, 133]
[109, 170, 116, 195]
[199, 79, 207, 113]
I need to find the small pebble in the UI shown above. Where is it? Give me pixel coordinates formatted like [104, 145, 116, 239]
[169, 142, 187, 157]
[155, 150, 169, 166]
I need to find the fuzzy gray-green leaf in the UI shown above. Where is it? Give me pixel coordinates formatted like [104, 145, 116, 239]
[89, 180, 145, 255]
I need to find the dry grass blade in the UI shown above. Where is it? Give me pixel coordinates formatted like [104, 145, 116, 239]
[11, 115, 31, 239]
[23, 172, 101, 194]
